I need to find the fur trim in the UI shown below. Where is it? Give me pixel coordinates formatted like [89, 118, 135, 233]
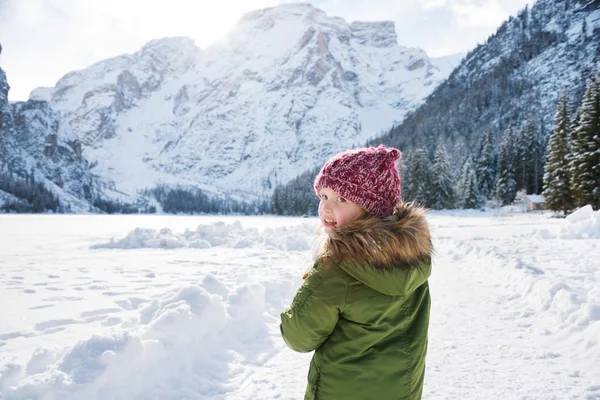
[320, 202, 432, 269]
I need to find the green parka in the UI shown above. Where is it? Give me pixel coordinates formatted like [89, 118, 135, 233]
[280, 203, 432, 400]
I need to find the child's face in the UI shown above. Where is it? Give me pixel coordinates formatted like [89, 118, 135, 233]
[318, 188, 364, 233]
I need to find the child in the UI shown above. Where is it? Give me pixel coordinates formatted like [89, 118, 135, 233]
[280, 145, 433, 400]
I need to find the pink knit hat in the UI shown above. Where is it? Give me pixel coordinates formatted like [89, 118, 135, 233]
[314, 145, 402, 217]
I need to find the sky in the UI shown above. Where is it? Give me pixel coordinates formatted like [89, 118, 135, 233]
[0, 0, 533, 101]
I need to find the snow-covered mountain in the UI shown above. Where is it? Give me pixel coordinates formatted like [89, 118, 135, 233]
[374, 0, 600, 155]
[31, 3, 461, 201]
[0, 67, 94, 211]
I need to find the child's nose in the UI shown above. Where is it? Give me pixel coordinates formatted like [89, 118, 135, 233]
[321, 200, 334, 212]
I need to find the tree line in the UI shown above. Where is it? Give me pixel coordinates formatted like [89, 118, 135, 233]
[151, 185, 270, 215]
[542, 73, 600, 213]
[0, 169, 62, 213]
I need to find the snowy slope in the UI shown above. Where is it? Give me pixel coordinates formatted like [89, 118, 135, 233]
[430, 53, 465, 79]
[0, 209, 599, 399]
[30, 3, 461, 201]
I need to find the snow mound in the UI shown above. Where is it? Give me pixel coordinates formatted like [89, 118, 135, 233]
[559, 205, 600, 239]
[2, 275, 294, 399]
[525, 205, 600, 239]
[531, 228, 555, 240]
[92, 221, 314, 251]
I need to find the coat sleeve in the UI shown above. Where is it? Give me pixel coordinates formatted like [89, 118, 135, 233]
[280, 265, 346, 353]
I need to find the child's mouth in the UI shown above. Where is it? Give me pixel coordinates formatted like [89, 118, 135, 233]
[324, 219, 337, 227]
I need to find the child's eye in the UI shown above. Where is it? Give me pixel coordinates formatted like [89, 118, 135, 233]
[337, 197, 346, 203]
[320, 194, 328, 200]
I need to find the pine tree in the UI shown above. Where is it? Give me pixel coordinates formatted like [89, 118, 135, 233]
[457, 157, 481, 208]
[542, 91, 574, 214]
[402, 152, 416, 202]
[526, 118, 544, 194]
[456, 157, 471, 207]
[404, 148, 433, 207]
[513, 129, 527, 193]
[431, 141, 455, 209]
[515, 118, 543, 194]
[570, 73, 600, 209]
[462, 163, 483, 209]
[475, 131, 497, 199]
[495, 127, 517, 205]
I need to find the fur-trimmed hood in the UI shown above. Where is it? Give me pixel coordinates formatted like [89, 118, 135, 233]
[320, 202, 433, 295]
[323, 202, 433, 268]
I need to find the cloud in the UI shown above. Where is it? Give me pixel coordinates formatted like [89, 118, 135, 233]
[422, 0, 450, 10]
[0, 0, 532, 101]
[450, 0, 512, 28]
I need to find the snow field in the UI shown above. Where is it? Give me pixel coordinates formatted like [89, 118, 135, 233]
[1, 216, 313, 399]
[1, 209, 599, 399]
[1, 279, 289, 399]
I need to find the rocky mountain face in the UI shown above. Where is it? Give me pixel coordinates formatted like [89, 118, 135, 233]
[0, 66, 94, 211]
[30, 3, 461, 202]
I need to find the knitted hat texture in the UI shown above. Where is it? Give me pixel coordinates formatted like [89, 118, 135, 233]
[313, 145, 402, 217]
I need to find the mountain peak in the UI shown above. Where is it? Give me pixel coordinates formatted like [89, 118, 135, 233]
[139, 37, 199, 55]
[234, 4, 398, 49]
[223, 2, 401, 58]
[239, 2, 324, 23]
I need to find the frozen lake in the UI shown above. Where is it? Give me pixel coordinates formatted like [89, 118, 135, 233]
[0, 210, 599, 399]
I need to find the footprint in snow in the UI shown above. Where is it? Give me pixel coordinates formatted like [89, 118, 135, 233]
[34, 319, 78, 331]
